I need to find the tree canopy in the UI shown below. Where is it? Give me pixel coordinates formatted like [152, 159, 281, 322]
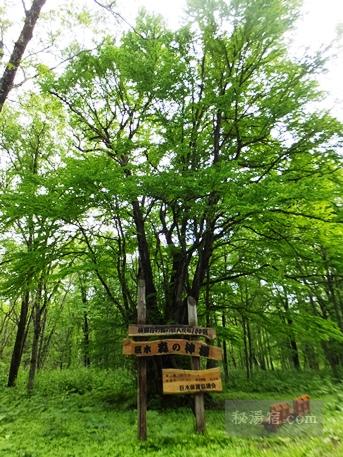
[0, 0, 342, 391]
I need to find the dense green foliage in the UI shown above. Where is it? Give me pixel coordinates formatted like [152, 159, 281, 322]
[0, 5, 342, 457]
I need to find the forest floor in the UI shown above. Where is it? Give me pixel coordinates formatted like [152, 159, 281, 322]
[0, 368, 342, 457]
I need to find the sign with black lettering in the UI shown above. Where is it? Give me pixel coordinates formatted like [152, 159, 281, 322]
[123, 338, 222, 360]
[162, 367, 222, 394]
[128, 324, 216, 340]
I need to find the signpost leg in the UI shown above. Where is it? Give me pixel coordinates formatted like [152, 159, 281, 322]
[187, 296, 205, 433]
[137, 279, 147, 440]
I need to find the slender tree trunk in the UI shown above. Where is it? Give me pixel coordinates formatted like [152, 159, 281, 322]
[0, 310, 12, 359]
[322, 341, 340, 377]
[7, 290, 30, 387]
[27, 278, 45, 393]
[0, 0, 47, 111]
[246, 320, 254, 375]
[257, 329, 267, 370]
[222, 313, 229, 382]
[83, 311, 91, 367]
[282, 290, 300, 370]
[242, 319, 250, 380]
[37, 306, 48, 369]
[289, 339, 300, 370]
[79, 279, 91, 367]
[265, 333, 274, 371]
[27, 306, 41, 393]
[230, 345, 237, 369]
[304, 344, 319, 370]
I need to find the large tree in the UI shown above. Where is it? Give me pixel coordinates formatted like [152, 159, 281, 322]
[0, 0, 341, 388]
[43, 0, 341, 325]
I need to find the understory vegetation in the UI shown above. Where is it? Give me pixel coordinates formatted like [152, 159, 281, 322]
[1, 369, 343, 457]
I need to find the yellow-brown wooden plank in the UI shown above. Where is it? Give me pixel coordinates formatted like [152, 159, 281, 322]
[163, 367, 221, 382]
[128, 324, 216, 340]
[122, 338, 222, 361]
[162, 367, 223, 394]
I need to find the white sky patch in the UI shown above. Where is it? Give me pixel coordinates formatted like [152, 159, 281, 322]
[116, 0, 343, 120]
[293, 0, 343, 119]
[117, 0, 188, 29]
[2, 0, 342, 119]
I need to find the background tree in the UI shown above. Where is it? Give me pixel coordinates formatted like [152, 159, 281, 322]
[0, 0, 47, 111]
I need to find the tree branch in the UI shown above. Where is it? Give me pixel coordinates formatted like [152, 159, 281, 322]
[0, 0, 47, 111]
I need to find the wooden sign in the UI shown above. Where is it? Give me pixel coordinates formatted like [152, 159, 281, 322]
[123, 338, 222, 361]
[162, 367, 222, 394]
[128, 324, 216, 340]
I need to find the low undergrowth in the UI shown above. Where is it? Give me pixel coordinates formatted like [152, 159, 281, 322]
[0, 368, 342, 456]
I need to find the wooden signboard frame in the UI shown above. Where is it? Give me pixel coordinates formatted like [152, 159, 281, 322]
[128, 282, 222, 440]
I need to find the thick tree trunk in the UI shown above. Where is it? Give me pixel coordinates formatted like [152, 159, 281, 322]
[166, 249, 189, 323]
[0, 0, 47, 111]
[132, 200, 158, 321]
[7, 290, 30, 387]
[190, 226, 214, 303]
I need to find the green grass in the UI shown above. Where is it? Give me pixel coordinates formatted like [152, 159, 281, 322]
[0, 368, 343, 456]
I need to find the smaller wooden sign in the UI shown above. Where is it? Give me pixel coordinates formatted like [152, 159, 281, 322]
[123, 338, 222, 361]
[162, 367, 222, 394]
[128, 324, 216, 340]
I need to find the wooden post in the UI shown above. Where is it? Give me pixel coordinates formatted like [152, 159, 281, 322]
[137, 279, 147, 440]
[187, 296, 205, 433]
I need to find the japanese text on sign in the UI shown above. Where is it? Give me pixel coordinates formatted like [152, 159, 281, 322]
[123, 338, 222, 361]
[128, 324, 216, 340]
